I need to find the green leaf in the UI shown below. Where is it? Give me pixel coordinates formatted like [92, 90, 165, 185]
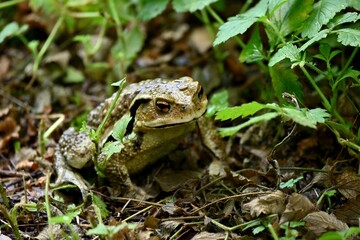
[269, 44, 301, 66]
[280, 176, 303, 189]
[173, 0, 218, 12]
[112, 77, 127, 87]
[253, 225, 266, 235]
[29, 0, 58, 16]
[139, 0, 169, 20]
[64, 67, 85, 83]
[271, 0, 313, 36]
[219, 112, 279, 137]
[0, 22, 28, 44]
[206, 90, 229, 117]
[239, 25, 264, 63]
[112, 113, 132, 141]
[299, 29, 330, 51]
[269, 64, 303, 103]
[111, 25, 145, 69]
[92, 194, 110, 219]
[215, 101, 267, 121]
[324, 189, 337, 197]
[86, 223, 109, 235]
[347, 0, 360, 10]
[50, 209, 81, 225]
[283, 107, 330, 128]
[305, 108, 330, 124]
[328, 12, 360, 28]
[28, 40, 39, 53]
[344, 227, 360, 238]
[102, 141, 124, 160]
[301, 0, 348, 38]
[213, 0, 268, 46]
[339, 68, 360, 83]
[335, 28, 360, 47]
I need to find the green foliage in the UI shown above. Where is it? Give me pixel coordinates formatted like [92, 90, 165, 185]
[213, 0, 268, 46]
[101, 113, 136, 161]
[92, 194, 109, 219]
[0, 22, 28, 44]
[172, 0, 219, 13]
[139, 0, 219, 20]
[216, 101, 330, 137]
[87, 222, 137, 237]
[319, 227, 360, 240]
[280, 176, 303, 190]
[279, 221, 305, 239]
[208, 0, 360, 151]
[206, 90, 229, 117]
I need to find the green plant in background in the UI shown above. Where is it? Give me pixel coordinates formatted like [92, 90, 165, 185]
[0, 0, 145, 86]
[137, 0, 360, 152]
[210, 0, 360, 152]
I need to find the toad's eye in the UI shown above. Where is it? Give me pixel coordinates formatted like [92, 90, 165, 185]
[197, 87, 204, 100]
[156, 100, 171, 113]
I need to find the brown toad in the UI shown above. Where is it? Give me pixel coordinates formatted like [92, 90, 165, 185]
[55, 77, 223, 198]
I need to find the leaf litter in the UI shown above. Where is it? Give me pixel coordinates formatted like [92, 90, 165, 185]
[0, 2, 360, 240]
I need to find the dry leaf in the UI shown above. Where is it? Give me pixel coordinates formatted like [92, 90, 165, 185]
[335, 171, 360, 199]
[191, 231, 238, 240]
[155, 169, 201, 192]
[0, 115, 20, 150]
[0, 56, 10, 82]
[280, 193, 316, 223]
[208, 160, 227, 178]
[242, 191, 286, 217]
[303, 211, 348, 237]
[334, 195, 360, 225]
[189, 27, 212, 54]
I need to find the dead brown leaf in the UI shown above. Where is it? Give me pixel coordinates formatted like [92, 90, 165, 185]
[0, 115, 20, 150]
[155, 169, 201, 192]
[189, 27, 212, 54]
[14, 148, 38, 171]
[0, 56, 10, 82]
[303, 211, 348, 237]
[191, 231, 239, 240]
[334, 195, 360, 225]
[296, 136, 318, 156]
[242, 190, 286, 217]
[208, 159, 227, 178]
[335, 171, 360, 199]
[280, 193, 316, 224]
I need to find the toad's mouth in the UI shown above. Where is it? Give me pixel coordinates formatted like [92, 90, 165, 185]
[141, 111, 206, 129]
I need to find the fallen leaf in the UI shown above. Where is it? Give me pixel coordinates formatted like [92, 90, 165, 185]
[0, 56, 10, 81]
[335, 171, 360, 199]
[242, 191, 286, 217]
[280, 193, 316, 224]
[208, 160, 227, 178]
[189, 27, 212, 54]
[191, 231, 239, 240]
[0, 115, 20, 150]
[303, 211, 348, 237]
[155, 169, 201, 192]
[296, 136, 318, 156]
[334, 195, 360, 225]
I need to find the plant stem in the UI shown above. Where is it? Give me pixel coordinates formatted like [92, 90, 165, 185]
[0, 184, 9, 208]
[27, 15, 65, 89]
[45, 170, 54, 240]
[0, 204, 21, 240]
[94, 78, 126, 143]
[0, 0, 24, 9]
[300, 66, 346, 125]
[339, 47, 358, 79]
